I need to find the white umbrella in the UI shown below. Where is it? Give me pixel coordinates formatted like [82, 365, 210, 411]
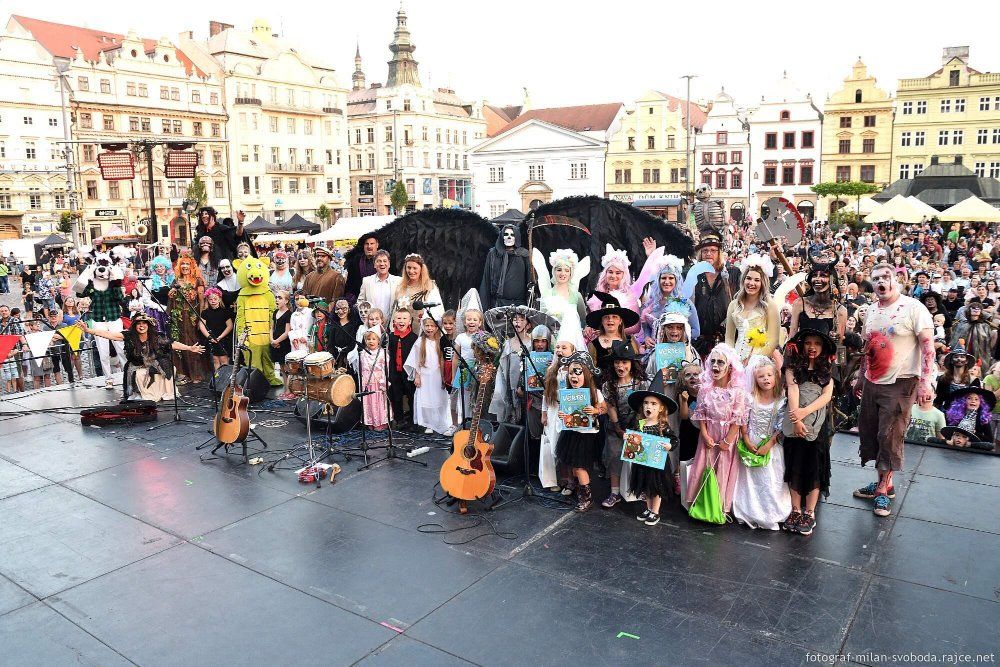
[937, 195, 1000, 223]
[311, 215, 395, 243]
[864, 195, 927, 224]
[906, 196, 940, 220]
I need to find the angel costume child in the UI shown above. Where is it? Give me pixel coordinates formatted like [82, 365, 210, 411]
[687, 343, 749, 514]
[638, 255, 700, 348]
[404, 316, 453, 435]
[538, 315, 583, 491]
[586, 241, 665, 337]
[452, 289, 485, 425]
[532, 248, 588, 351]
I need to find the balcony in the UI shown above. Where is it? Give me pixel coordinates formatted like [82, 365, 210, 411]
[234, 97, 262, 106]
[323, 107, 343, 115]
[265, 162, 323, 174]
[261, 100, 325, 116]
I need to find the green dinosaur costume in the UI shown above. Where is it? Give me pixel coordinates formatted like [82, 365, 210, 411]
[234, 256, 282, 386]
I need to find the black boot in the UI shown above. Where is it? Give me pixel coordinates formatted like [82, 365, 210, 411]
[575, 484, 592, 512]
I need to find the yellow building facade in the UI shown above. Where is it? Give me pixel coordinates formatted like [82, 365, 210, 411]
[892, 47, 1000, 185]
[604, 90, 706, 220]
[820, 59, 893, 217]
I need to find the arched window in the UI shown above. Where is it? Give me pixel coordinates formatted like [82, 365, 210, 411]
[716, 169, 727, 190]
[701, 169, 712, 185]
[780, 110, 790, 121]
[855, 89, 862, 103]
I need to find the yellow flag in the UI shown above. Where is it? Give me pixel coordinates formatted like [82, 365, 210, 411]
[57, 325, 83, 352]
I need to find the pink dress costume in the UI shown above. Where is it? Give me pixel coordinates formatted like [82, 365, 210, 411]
[354, 326, 391, 428]
[687, 344, 748, 512]
[586, 244, 664, 338]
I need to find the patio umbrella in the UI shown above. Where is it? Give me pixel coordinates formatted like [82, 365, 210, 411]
[864, 195, 926, 224]
[937, 195, 1000, 223]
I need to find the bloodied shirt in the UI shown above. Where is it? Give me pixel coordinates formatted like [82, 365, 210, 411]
[862, 294, 933, 385]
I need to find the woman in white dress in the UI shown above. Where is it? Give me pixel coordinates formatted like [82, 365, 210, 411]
[391, 253, 444, 321]
[724, 255, 780, 366]
[531, 248, 589, 351]
[404, 316, 453, 435]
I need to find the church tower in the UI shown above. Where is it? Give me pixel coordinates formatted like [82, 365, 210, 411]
[352, 43, 366, 91]
[386, 3, 420, 87]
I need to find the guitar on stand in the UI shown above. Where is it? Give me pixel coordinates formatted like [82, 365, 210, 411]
[200, 327, 268, 461]
[440, 335, 499, 514]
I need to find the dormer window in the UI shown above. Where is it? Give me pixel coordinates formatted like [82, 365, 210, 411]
[855, 89, 862, 103]
[780, 110, 790, 121]
[949, 70, 960, 86]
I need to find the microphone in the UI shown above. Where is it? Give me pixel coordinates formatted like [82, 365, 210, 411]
[413, 299, 439, 311]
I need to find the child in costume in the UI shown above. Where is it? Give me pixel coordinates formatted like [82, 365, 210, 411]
[404, 315, 452, 435]
[355, 326, 390, 430]
[489, 310, 531, 423]
[549, 351, 606, 511]
[440, 310, 458, 434]
[233, 256, 282, 387]
[310, 302, 330, 352]
[781, 328, 835, 536]
[271, 291, 294, 400]
[452, 291, 484, 426]
[627, 372, 678, 526]
[538, 314, 581, 491]
[199, 287, 233, 370]
[524, 324, 553, 444]
[144, 255, 173, 334]
[688, 343, 749, 515]
[942, 387, 995, 443]
[732, 355, 791, 530]
[388, 309, 418, 429]
[600, 341, 648, 509]
[289, 294, 313, 353]
[586, 292, 639, 380]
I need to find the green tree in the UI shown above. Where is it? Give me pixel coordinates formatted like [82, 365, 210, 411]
[186, 175, 208, 209]
[390, 180, 408, 214]
[811, 181, 881, 220]
[57, 211, 76, 234]
[316, 204, 331, 225]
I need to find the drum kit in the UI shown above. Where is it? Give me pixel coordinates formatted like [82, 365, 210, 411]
[285, 350, 356, 409]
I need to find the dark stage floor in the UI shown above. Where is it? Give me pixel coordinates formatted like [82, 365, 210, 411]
[1, 383, 998, 666]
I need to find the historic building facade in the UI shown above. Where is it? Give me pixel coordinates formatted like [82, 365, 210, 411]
[820, 59, 893, 216]
[892, 46, 1000, 186]
[748, 73, 823, 221]
[695, 89, 750, 221]
[347, 6, 486, 215]
[469, 104, 622, 218]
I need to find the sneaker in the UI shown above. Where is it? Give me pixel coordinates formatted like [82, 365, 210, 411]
[443, 425, 457, 436]
[636, 508, 652, 522]
[424, 428, 433, 435]
[643, 512, 661, 526]
[873, 494, 892, 517]
[853, 482, 896, 500]
[104, 378, 114, 389]
[545, 486, 562, 493]
[561, 485, 575, 496]
[782, 510, 802, 532]
[601, 492, 622, 509]
[798, 512, 816, 536]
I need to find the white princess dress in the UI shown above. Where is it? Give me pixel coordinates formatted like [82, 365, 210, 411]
[732, 397, 792, 530]
[404, 340, 453, 435]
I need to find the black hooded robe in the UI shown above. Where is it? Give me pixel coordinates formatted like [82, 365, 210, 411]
[479, 224, 530, 310]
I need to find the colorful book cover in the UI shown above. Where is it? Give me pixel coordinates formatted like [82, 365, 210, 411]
[654, 342, 686, 382]
[558, 388, 593, 431]
[621, 429, 671, 469]
[526, 351, 552, 393]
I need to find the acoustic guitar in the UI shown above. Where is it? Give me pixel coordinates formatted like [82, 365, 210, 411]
[440, 362, 497, 503]
[214, 327, 251, 445]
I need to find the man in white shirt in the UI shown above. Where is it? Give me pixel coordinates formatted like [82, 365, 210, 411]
[357, 250, 401, 317]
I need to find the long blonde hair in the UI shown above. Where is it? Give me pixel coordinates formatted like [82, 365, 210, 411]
[734, 264, 773, 312]
[416, 316, 443, 372]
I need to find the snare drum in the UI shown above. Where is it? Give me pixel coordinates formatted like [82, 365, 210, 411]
[305, 351, 335, 378]
[285, 349, 308, 375]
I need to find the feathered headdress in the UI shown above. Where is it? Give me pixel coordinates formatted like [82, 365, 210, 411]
[549, 248, 579, 270]
[600, 244, 631, 271]
[739, 253, 775, 279]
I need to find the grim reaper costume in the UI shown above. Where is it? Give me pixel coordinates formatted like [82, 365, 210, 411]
[480, 223, 531, 310]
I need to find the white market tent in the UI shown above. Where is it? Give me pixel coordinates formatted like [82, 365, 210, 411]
[252, 232, 311, 244]
[937, 195, 1000, 223]
[310, 215, 395, 243]
[906, 196, 940, 220]
[864, 194, 928, 224]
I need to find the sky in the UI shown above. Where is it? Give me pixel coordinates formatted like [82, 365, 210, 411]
[10, 0, 1000, 111]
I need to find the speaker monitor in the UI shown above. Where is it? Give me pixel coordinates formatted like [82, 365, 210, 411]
[210, 365, 270, 404]
[294, 397, 361, 434]
[489, 422, 526, 475]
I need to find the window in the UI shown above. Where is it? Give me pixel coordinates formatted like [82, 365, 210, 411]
[23, 142, 35, 160]
[980, 97, 990, 111]
[288, 148, 297, 164]
[716, 152, 727, 165]
[952, 129, 963, 145]
[899, 164, 910, 180]
[48, 117, 57, 127]
[838, 139, 851, 154]
[127, 82, 136, 96]
[462, 131, 468, 145]
[435, 128, 441, 143]
[286, 89, 295, 106]
[239, 113, 247, 129]
[102, 114, 114, 131]
[0, 142, 4, 158]
[993, 129, 1000, 144]
[702, 152, 712, 165]
[992, 162, 1000, 179]
[423, 152, 429, 168]
[763, 166, 777, 185]
[386, 152, 393, 169]
[170, 88, 180, 101]
[649, 167, 657, 182]
[214, 149, 223, 165]
[108, 181, 119, 199]
[385, 126, 392, 142]
[860, 165, 875, 183]
[863, 115, 876, 127]
[304, 119, 313, 135]
[647, 135, 655, 150]
[86, 180, 98, 199]
[54, 194, 65, 208]
[192, 90, 201, 103]
[950, 70, 960, 86]
[780, 110, 790, 120]
[569, 163, 579, 180]
[731, 150, 742, 163]
[940, 99, 951, 113]
[193, 121, 202, 136]
[614, 169, 631, 184]
[28, 192, 41, 209]
[801, 131, 814, 148]
[82, 144, 95, 162]
[862, 138, 875, 153]
[243, 177, 251, 195]
[627, 136, 635, 151]
[287, 118, 296, 134]
[667, 135, 675, 149]
[799, 164, 813, 184]
[528, 164, 544, 180]
[326, 180, 334, 194]
[489, 166, 505, 183]
[701, 169, 711, 185]
[269, 116, 279, 133]
[78, 76, 89, 91]
[240, 145, 249, 162]
[836, 166, 851, 182]
[272, 177, 282, 194]
[160, 86, 169, 100]
[974, 162, 986, 177]
[214, 180, 224, 198]
[938, 130, 949, 146]
[270, 147, 280, 163]
[913, 162, 923, 176]
[130, 116, 140, 132]
[716, 131, 728, 144]
[956, 99, 965, 112]
[900, 131, 912, 147]
[138, 84, 148, 97]
[783, 132, 795, 149]
[80, 113, 93, 129]
[916, 100, 927, 114]
[369, 153, 376, 169]
[731, 170, 742, 189]
[915, 131, 925, 146]
[839, 116, 852, 128]
[365, 127, 374, 143]
[642, 168, 652, 183]
[211, 123, 220, 137]
[670, 168, 679, 183]
[902, 101, 913, 115]
[781, 166, 795, 185]
[855, 89, 862, 103]
[98, 78, 111, 94]
[0, 193, 9, 209]
[715, 170, 726, 189]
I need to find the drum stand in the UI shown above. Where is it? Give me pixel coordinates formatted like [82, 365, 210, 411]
[264, 362, 328, 486]
[358, 340, 425, 471]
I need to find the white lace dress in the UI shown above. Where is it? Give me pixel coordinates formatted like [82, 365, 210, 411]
[732, 397, 792, 530]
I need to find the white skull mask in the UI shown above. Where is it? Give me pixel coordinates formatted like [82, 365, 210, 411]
[695, 185, 712, 201]
[502, 228, 516, 248]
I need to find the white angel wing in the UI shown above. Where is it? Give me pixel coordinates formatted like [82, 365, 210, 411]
[573, 255, 591, 292]
[773, 272, 808, 306]
[531, 248, 552, 299]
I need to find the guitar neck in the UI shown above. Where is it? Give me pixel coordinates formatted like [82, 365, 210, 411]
[467, 369, 491, 439]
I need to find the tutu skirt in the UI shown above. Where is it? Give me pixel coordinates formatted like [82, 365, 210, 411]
[628, 461, 674, 499]
[556, 430, 598, 469]
[782, 436, 831, 498]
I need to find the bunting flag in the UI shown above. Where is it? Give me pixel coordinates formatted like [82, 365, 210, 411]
[25, 330, 56, 359]
[57, 325, 83, 352]
[0, 335, 19, 365]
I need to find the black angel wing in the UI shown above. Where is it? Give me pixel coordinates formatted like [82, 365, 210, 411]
[343, 208, 498, 310]
[522, 196, 694, 295]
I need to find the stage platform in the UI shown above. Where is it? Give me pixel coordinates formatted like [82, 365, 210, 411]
[0, 383, 997, 666]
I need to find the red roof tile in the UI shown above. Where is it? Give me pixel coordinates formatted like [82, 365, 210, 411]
[13, 15, 205, 78]
[654, 91, 709, 129]
[500, 103, 622, 134]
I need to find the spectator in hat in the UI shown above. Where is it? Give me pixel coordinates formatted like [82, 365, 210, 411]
[302, 245, 346, 304]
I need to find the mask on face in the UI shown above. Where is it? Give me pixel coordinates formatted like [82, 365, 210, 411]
[502, 228, 516, 248]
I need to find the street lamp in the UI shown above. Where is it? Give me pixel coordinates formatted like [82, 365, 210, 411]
[183, 197, 199, 248]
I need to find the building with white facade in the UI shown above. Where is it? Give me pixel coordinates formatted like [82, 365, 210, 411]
[347, 6, 486, 214]
[10, 15, 230, 246]
[695, 89, 751, 222]
[469, 104, 623, 217]
[748, 73, 823, 221]
[0, 20, 70, 240]
[180, 20, 351, 227]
